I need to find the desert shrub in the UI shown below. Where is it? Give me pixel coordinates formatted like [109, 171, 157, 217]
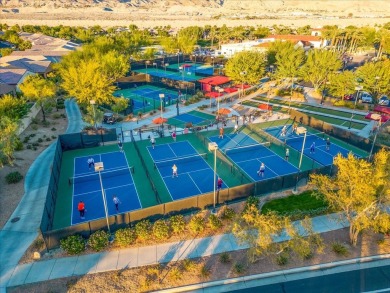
[220, 206, 236, 221]
[153, 219, 170, 240]
[208, 214, 222, 230]
[219, 252, 231, 264]
[42, 120, 50, 127]
[5, 171, 23, 184]
[181, 259, 197, 272]
[233, 263, 245, 274]
[23, 136, 30, 143]
[14, 138, 24, 151]
[51, 127, 56, 131]
[331, 242, 349, 256]
[51, 135, 57, 139]
[199, 264, 211, 279]
[88, 230, 110, 251]
[170, 215, 186, 234]
[135, 220, 152, 241]
[26, 144, 32, 149]
[60, 235, 85, 255]
[29, 133, 36, 137]
[32, 142, 39, 147]
[168, 267, 182, 282]
[31, 117, 39, 124]
[52, 113, 62, 119]
[31, 124, 38, 130]
[32, 238, 44, 250]
[276, 254, 289, 266]
[46, 137, 51, 142]
[188, 214, 205, 234]
[115, 228, 136, 247]
[37, 138, 43, 143]
[33, 146, 37, 151]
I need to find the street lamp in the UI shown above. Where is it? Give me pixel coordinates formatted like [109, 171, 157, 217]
[159, 93, 165, 132]
[369, 118, 382, 161]
[267, 82, 276, 115]
[153, 62, 157, 69]
[193, 54, 198, 75]
[145, 60, 150, 73]
[240, 71, 247, 99]
[94, 162, 111, 234]
[298, 128, 307, 170]
[348, 85, 363, 129]
[208, 142, 218, 213]
[90, 99, 96, 129]
[164, 63, 169, 73]
[177, 50, 180, 68]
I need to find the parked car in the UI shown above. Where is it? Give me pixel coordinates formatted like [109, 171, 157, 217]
[343, 94, 355, 101]
[102, 113, 116, 124]
[378, 95, 389, 106]
[359, 92, 373, 103]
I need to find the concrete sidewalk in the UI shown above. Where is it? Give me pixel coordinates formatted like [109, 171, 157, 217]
[4, 212, 350, 288]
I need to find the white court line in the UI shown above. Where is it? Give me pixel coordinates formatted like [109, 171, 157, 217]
[123, 152, 143, 208]
[161, 167, 211, 179]
[147, 147, 174, 201]
[233, 154, 277, 164]
[73, 187, 102, 197]
[187, 173, 203, 194]
[104, 183, 134, 192]
[168, 144, 178, 157]
[254, 158, 279, 177]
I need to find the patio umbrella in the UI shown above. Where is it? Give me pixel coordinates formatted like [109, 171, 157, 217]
[153, 117, 167, 124]
[217, 108, 231, 115]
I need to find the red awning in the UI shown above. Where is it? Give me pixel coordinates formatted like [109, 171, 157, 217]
[365, 113, 390, 123]
[258, 104, 272, 111]
[198, 76, 230, 86]
[373, 105, 390, 115]
[235, 84, 251, 89]
[224, 87, 238, 93]
[205, 91, 223, 98]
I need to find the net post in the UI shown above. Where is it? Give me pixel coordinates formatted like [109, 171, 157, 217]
[68, 177, 72, 186]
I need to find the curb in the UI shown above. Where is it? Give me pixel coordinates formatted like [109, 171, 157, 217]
[155, 254, 390, 293]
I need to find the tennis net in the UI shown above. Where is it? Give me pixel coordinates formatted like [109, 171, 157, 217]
[285, 132, 325, 145]
[224, 142, 271, 156]
[154, 153, 208, 168]
[69, 166, 134, 185]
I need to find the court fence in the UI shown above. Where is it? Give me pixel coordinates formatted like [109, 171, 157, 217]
[59, 128, 118, 151]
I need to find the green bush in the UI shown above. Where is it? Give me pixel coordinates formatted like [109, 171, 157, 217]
[188, 214, 205, 234]
[60, 235, 85, 255]
[46, 137, 51, 142]
[52, 113, 62, 119]
[51, 135, 57, 139]
[233, 263, 245, 274]
[331, 242, 349, 256]
[23, 136, 30, 143]
[31, 124, 38, 130]
[276, 254, 289, 266]
[37, 138, 43, 143]
[14, 138, 24, 151]
[219, 252, 231, 264]
[5, 171, 23, 184]
[88, 230, 110, 251]
[26, 144, 32, 149]
[220, 206, 236, 221]
[208, 214, 222, 231]
[199, 264, 211, 279]
[153, 219, 170, 240]
[181, 259, 197, 272]
[51, 127, 56, 131]
[170, 215, 186, 234]
[115, 228, 136, 247]
[135, 220, 152, 241]
[29, 133, 36, 137]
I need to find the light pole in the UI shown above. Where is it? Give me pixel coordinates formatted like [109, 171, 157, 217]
[267, 82, 276, 115]
[159, 93, 165, 133]
[348, 85, 363, 129]
[208, 142, 218, 213]
[320, 81, 331, 105]
[240, 71, 247, 99]
[145, 60, 150, 73]
[375, 76, 380, 101]
[153, 62, 157, 69]
[90, 99, 96, 129]
[369, 118, 382, 161]
[94, 162, 111, 234]
[298, 128, 307, 170]
[164, 63, 169, 73]
[211, 56, 215, 69]
[289, 76, 294, 114]
[177, 50, 180, 68]
[193, 54, 198, 75]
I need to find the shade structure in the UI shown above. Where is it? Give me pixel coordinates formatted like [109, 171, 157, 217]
[217, 108, 231, 115]
[224, 87, 238, 93]
[258, 104, 272, 111]
[235, 84, 251, 89]
[153, 117, 168, 124]
[205, 91, 222, 98]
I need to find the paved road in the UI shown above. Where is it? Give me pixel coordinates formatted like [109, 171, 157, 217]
[231, 264, 390, 293]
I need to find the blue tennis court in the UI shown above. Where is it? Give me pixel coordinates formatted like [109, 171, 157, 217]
[135, 68, 203, 82]
[167, 62, 214, 75]
[209, 133, 299, 182]
[71, 151, 141, 225]
[147, 141, 226, 200]
[265, 125, 359, 166]
[172, 113, 206, 124]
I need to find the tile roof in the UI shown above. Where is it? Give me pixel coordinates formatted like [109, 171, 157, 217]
[267, 34, 322, 42]
[0, 82, 16, 95]
[0, 68, 28, 85]
[0, 58, 51, 74]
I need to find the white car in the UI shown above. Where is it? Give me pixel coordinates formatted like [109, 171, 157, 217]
[378, 95, 389, 106]
[359, 92, 373, 103]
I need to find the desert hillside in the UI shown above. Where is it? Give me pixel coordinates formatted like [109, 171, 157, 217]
[1, 0, 390, 28]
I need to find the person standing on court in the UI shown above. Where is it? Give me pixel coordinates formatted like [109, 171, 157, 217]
[150, 136, 156, 149]
[118, 139, 123, 152]
[87, 157, 95, 170]
[172, 164, 178, 178]
[78, 200, 85, 219]
[217, 177, 223, 190]
[219, 127, 224, 139]
[172, 131, 177, 142]
[326, 138, 331, 151]
[112, 195, 121, 212]
[281, 125, 287, 137]
[257, 163, 265, 177]
[310, 142, 316, 154]
[234, 123, 238, 133]
[285, 148, 290, 161]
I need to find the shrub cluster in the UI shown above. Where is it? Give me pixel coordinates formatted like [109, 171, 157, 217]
[115, 228, 136, 247]
[5, 171, 23, 184]
[60, 235, 85, 255]
[88, 230, 110, 251]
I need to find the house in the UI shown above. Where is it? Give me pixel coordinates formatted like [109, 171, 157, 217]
[214, 41, 261, 58]
[260, 35, 327, 50]
[0, 82, 16, 96]
[0, 68, 31, 92]
[0, 56, 52, 77]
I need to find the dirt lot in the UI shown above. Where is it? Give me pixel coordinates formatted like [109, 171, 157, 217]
[8, 228, 390, 293]
[0, 108, 68, 229]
